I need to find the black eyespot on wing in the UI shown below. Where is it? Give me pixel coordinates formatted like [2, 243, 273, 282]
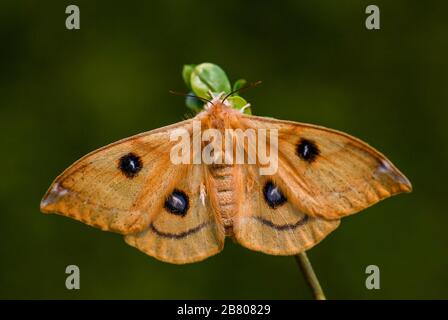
[263, 181, 287, 209]
[297, 138, 320, 162]
[118, 153, 143, 178]
[164, 189, 189, 216]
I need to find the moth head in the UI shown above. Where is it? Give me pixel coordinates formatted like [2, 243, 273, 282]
[204, 92, 228, 110]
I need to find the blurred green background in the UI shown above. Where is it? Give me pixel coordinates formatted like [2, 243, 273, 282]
[0, 1, 447, 299]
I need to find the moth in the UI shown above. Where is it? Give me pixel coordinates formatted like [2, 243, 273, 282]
[41, 94, 412, 264]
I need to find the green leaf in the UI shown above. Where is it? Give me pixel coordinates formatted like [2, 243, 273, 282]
[227, 96, 252, 114]
[182, 64, 196, 89]
[190, 63, 231, 99]
[185, 92, 203, 112]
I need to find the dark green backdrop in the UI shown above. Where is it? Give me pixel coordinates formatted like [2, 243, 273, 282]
[0, 1, 447, 299]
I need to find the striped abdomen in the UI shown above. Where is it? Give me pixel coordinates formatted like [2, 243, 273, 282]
[209, 164, 236, 235]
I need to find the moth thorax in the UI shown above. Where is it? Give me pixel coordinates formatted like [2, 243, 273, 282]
[209, 163, 236, 235]
[208, 116, 226, 131]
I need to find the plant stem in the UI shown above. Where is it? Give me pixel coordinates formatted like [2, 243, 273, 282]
[295, 252, 326, 300]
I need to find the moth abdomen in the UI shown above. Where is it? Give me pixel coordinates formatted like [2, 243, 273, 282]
[209, 163, 236, 235]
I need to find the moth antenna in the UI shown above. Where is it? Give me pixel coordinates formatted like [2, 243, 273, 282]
[222, 80, 262, 102]
[168, 90, 214, 105]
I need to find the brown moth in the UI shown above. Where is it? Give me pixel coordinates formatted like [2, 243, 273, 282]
[41, 95, 412, 264]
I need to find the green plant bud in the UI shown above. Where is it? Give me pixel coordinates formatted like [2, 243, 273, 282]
[185, 92, 203, 112]
[182, 64, 196, 89]
[227, 95, 252, 115]
[190, 63, 231, 99]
